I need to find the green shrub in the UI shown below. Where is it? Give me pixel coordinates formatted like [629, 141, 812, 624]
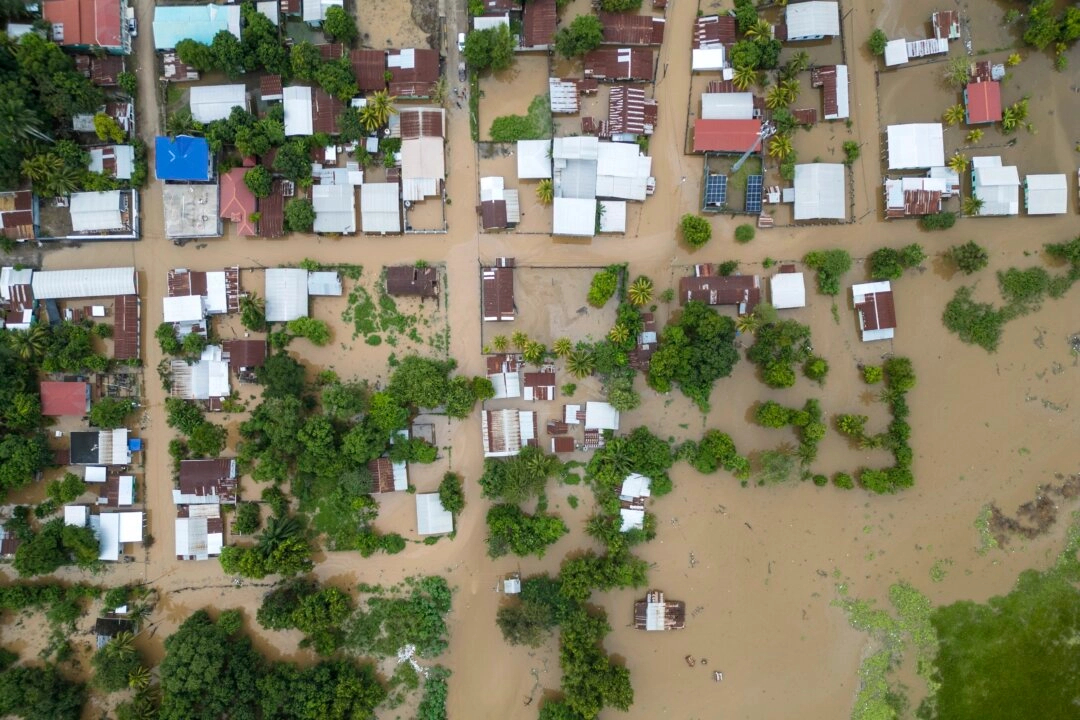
[920, 211, 957, 231]
[680, 214, 711, 249]
[718, 260, 739, 276]
[754, 401, 791, 428]
[862, 365, 883, 384]
[803, 356, 829, 383]
[868, 29, 887, 55]
[587, 269, 619, 308]
[812, 474, 829, 487]
[832, 472, 854, 489]
[842, 141, 860, 165]
[734, 224, 755, 243]
[942, 286, 1004, 351]
[803, 249, 852, 295]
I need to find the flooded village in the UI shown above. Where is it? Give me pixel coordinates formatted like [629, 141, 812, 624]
[0, 0, 1079, 719]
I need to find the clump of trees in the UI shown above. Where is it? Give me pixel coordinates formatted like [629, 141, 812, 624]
[89, 397, 135, 429]
[165, 398, 227, 459]
[803, 249, 852, 295]
[463, 25, 515, 71]
[920, 211, 957, 231]
[438, 472, 465, 515]
[0, 658, 85, 720]
[869, 244, 927, 280]
[868, 28, 888, 55]
[680, 213, 712, 249]
[486, 504, 568, 558]
[648, 301, 739, 410]
[587, 265, 622, 308]
[12, 517, 100, 577]
[219, 513, 314, 579]
[681, 429, 750, 478]
[754, 398, 827, 468]
[555, 14, 604, 58]
[746, 318, 813, 388]
[257, 578, 352, 654]
[0, 335, 52, 500]
[946, 241, 989, 275]
[1022, 0, 1080, 70]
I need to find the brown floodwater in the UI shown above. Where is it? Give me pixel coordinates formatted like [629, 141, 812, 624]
[3, 0, 1079, 718]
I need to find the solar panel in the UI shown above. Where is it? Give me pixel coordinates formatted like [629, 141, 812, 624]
[704, 174, 727, 207]
[745, 175, 763, 213]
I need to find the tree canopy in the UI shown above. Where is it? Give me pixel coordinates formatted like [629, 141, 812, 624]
[463, 25, 515, 71]
[554, 14, 604, 58]
[647, 300, 739, 410]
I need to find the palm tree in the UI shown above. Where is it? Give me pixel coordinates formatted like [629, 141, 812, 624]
[511, 331, 530, 351]
[746, 19, 773, 39]
[260, 514, 301, 551]
[523, 341, 546, 365]
[0, 98, 51, 143]
[165, 107, 197, 137]
[7, 325, 48, 361]
[965, 128, 983, 144]
[566, 348, 595, 379]
[768, 133, 793, 160]
[786, 51, 810, 76]
[962, 196, 984, 216]
[732, 65, 758, 91]
[947, 152, 969, 173]
[552, 337, 572, 358]
[536, 179, 554, 205]
[366, 90, 397, 129]
[492, 335, 510, 353]
[43, 165, 82, 197]
[358, 104, 382, 133]
[780, 78, 801, 104]
[735, 313, 761, 334]
[109, 631, 136, 656]
[129, 665, 151, 690]
[608, 324, 630, 344]
[1001, 107, 1019, 133]
[627, 276, 653, 307]
[765, 85, 787, 109]
[20, 153, 62, 184]
[942, 103, 965, 126]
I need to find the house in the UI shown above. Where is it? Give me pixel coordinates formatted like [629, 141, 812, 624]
[584, 401, 619, 431]
[155, 136, 212, 182]
[599, 12, 665, 45]
[219, 169, 257, 237]
[883, 39, 908, 67]
[693, 14, 736, 50]
[554, 194, 597, 234]
[932, 10, 960, 40]
[368, 457, 408, 493]
[265, 268, 309, 322]
[189, 84, 247, 123]
[793, 163, 846, 221]
[61, 190, 139, 240]
[41, 381, 91, 417]
[618, 474, 650, 531]
[523, 371, 555, 401]
[701, 93, 754, 120]
[692, 46, 725, 72]
[852, 281, 897, 342]
[693, 119, 763, 153]
[401, 135, 445, 201]
[596, 142, 652, 201]
[175, 458, 237, 504]
[487, 354, 522, 399]
[629, 312, 657, 370]
[0, 191, 36, 242]
[90, 511, 143, 561]
[95, 617, 134, 648]
[167, 267, 240, 315]
[480, 176, 520, 230]
[351, 49, 387, 92]
[170, 346, 230, 405]
[971, 156, 1020, 216]
[517, 140, 552, 179]
[283, 86, 314, 136]
[415, 493, 453, 535]
[257, 179, 289, 238]
[112, 295, 140, 360]
[482, 409, 537, 457]
[31, 267, 137, 299]
[87, 145, 134, 182]
[163, 183, 221, 239]
[770, 269, 806, 309]
[598, 200, 627, 233]
[163, 293, 208, 334]
[162, 52, 200, 82]
[549, 78, 580, 114]
[311, 184, 356, 234]
[175, 504, 224, 560]
[584, 48, 654, 82]
[73, 100, 134, 137]
[633, 590, 686, 631]
[303, 0, 342, 25]
[312, 88, 344, 134]
[521, 0, 556, 50]
[886, 124, 944, 170]
[679, 270, 761, 314]
[482, 261, 515, 321]
[785, 1, 840, 41]
[43, 0, 129, 54]
[553, 135, 598, 201]
[883, 176, 947, 218]
[473, 13, 508, 31]
[399, 107, 446, 140]
[152, 4, 241, 50]
[387, 48, 440, 98]
[308, 271, 342, 296]
[386, 266, 439, 299]
[810, 65, 849, 120]
[221, 339, 267, 380]
[0, 522, 20, 558]
[964, 81, 1002, 124]
[257, 0, 279, 26]
[260, 75, 283, 103]
[70, 429, 131, 465]
[360, 183, 402, 234]
[97, 473, 136, 507]
[1024, 174, 1067, 215]
[550, 436, 576, 453]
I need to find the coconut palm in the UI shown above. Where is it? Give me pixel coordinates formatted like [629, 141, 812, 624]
[735, 313, 761, 335]
[962, 196, 984, 216]
[364, 90, 397, 130]
[129, 665, 151, 690]
[1006, 52, 1022, 67]
[511, 331, 530, 351]
[492, 335, 510, 353]
[608, 324, 630, 344]
[786, 51, 810, 76]
[552, 337, 572, 358]
[260, 514, 302, 551]
[358, 104, 382, 133]
[523, 341, 546, 365]
[780, 78, 801, 104]
[20, 153, 62, 184]
[8, 324, 49, 361]
[42, 165, 82, 197]
[0, 98, 51, 143]
[965, 128, 983, 144]
[109, 631, 136, 656]
[732, 65, 758, 90]
[566, 348, 596, 379]
[536, 179, 554, 205]
[942, 103, 965, 126]
[627, 276, 653, 307]
[768, 133, 793, 160]
[765, 85, 787, 109]
[746, 19, 773, 39]
[947, 152, 969, 173]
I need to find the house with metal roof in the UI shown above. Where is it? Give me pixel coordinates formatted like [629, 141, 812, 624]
[584, 47, 654, 82]
[189, 84, 248, 124]
[770, 270, 806, 309]
[482, 262, 515, 321]
[793, 163, 846, 221]
[482, 408, 538, 457]
[584, 401, 619, 431]
[70, 428, 131, 465]
[387, 48, 440, 98]
[633, 590, 686, 631]
[360, 183, 402, 234]
[785, 1, 840, 41]
[971, 156, 1020, 216]
[599, 12, 664, 45]
[596, 142, 652, 201]
[303, 0, 342, 24]
[679, 268, 761, 314]
[89, 511, 144, 561]
[264, 268, 309, 322]
[553, 197, 597, 237]
[701, 93, 754, 120]
[487, 354, 522, 399]
[883, 176, 947, 218]
[167, 267, 240, 315]
[386, 265, 439, 299]
[175, 458, 237, 504]
[693, 118, 763, 153]
[155, 136, 212, 181]
[43, 0, 129, 54]
[222, 339, 267, 380]
[1024, 174, 1067, 215]
[964, 81, 1002, 124]
[283, 86, 314, 136]
[886, 124, 944, 170]
[401, 136, 445, 201]
[520, 0, 556, 49]
[170, 345, 230, 403]
[31, 267, 137, 299]
[517, 140, 552, 179]
[852, 281, 896, 342]
[810, 65, 849, 120]
[416, 493, 453, 535]
[64, 190, 139, 240]
[311, 184, 356, 234]
[152, 4, 240, 50]
[88, 145, 134, 181]
[41, 382, 91, 417]
[175, 504, 224, 560]
[0, 191, 36, 242]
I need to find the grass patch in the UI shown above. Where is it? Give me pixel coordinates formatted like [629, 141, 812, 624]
[488, 93, 552, 142]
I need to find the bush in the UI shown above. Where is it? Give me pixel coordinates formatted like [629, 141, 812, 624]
[89, 397, 134, 429]
[234, 502, 261, 535]
[803, 356, 829, 383]
[832, 472, 855, 489]
[803, 249, 852, 295]
[920, 211, 957, 231]
[680, 214, 711, 249]
[862, 365, 883, 384]
[868, 29, 887, 55]
[284, 198, 315, 233]
[155, 322, 181, 355]
[946, 241, 989, 274]
[754, 401, 791, 428]
[438, 472, 465, 515]
[734, 224, 755, 243]
[842, 141, 860, 165]
[286, 317, 332, 346]
[463, 24, 515, 71]
[244, 166, 273, 199]
[554, 14, 604, 59]
[812, 474, 828, 487]
[322, 6, 357, 43]
[587, 268, 619, 308]
[943, 286, 1004, 351]
[869, 244, 924, 280]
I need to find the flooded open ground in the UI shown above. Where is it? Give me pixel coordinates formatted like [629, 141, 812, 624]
[2, 0, 1079, 718]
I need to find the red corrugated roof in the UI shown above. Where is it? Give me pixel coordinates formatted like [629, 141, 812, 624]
[220, 168, 257, 236]
[41, 382, 89, 416]
[693, 14, 736, 49]
[584, 47, 654, 81]
[312, 88, 344, 134]
[260, 74, 283, 99]
[112, 295, 139, 360]
[351, 49, 386, 92]
[399, 108, 444, 139]
[693, 119, 762, 152]
[522, 0, 556, 47]
[600, 12, 665, 45]
[857, 290, 897, 331]
[258, 179, 286, 238]
[387, 48, 440, 98]
[965, 81, 1002, 124]
[43, 0, 123, 48]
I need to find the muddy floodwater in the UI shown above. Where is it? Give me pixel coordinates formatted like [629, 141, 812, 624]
[3, 0, 1080, 718]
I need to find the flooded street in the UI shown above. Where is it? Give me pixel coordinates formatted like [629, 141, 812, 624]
[4, 0, 1079, 718]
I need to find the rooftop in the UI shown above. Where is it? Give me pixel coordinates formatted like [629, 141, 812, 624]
[387, 48, 440, 98]
[584, 47, 654, 82]
[177, 458, 237, 503]
[770, 271, 806, 309]
[360, 182, 401, 234]
[680, 273, 761, 314]
[793, 163, 846, 220]
[965, 81, 1002, 124]
[43, 0, 124, 49]
[693, 14, 736, 49]
[189, 84, 247, 124]
[311, 183, 356, 234]
[219, 168, 257, 236]
[887, 124, 944, 170]
[155, 136, 212, 182]
[553, 197, 597, 237]
[521, 0, 556, 48]
[265, 267, 309, 322]
[386, 265, 439, 298]
[785, 1, 840, 39]
[221, 339, 267, 373]
[482, 408, 538, 457]
[31, 267, 136, 299]
[41, 381, 90, 416]
[153, 4, 241, 50]
[599, 12, 665, 45]
[351, 49, 386, 92]
[693, 119, 763, 153]
[1024, 174, 1068, 215]
[163, 183, 221, 238]
[517, 140, 552, 179]
[852, 281, 897, 341]
[416, 493, 453, 535]
[482, 264, 515, 321]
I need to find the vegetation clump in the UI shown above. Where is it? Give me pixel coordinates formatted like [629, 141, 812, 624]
[746, 319, 814, 389]
[753, 398, 827, 469]
[647, 301, 739, 411]
[919, 211, 956, 231]
[803, 249, 852, 295]
[946, 241, 989, 275]
[680, 214, 712, 249]
[587, 266, 622, 308]
[868, 244, 927, 281]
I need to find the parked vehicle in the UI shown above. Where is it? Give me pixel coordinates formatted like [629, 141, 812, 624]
[126, 6, 137, 37]
[457, 32, 465, 52]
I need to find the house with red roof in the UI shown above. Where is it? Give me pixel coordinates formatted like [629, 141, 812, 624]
[41, 381, 91, 417]
[43, 0, 129, 54]
[964, 81, 1001, 124]
[219, 169, 257, 237]
[693, 119, 763, 153]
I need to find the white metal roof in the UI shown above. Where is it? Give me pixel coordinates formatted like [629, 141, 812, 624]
[793, 163, 846, 220]
[256, 0, 279, 24]
[786, 1, 840, 38]
[692, 47, 725, 71]
[118, 476, 134, 506]
[0, 267, 32, 300]
[307, 271, 342, 296]
[64, 505, 88, 527]
[189, 84, 246, 123]
[852, 280, 892, 298]
[585, 401, 619, 430]
[619, 507, 645, 532]
[360, 183, 401, 233]
[517, 140, 552, 179]
[598, 200, 627, 233]
[596, 142, 652, 201]
[416, 493, 453, 535]
[564, 404, 581, 424]
[701, 92, 754, 120]
[303, 0, 341, 22]
[489, 369, 522, 399]
[118, 512, 143, 543]
[311, 184, 356, 233]
[887, 124, 944, 169]
[204, 271, 228, 314]
[264, 268, 309, 322]
[91, 513, 120, 561]
[771, 272, 807, 309]
[1024, 174, 1067, 215]
[553, 197, 597, 237]
[549, 78, 579, 114]
[884, 39, 908, 66]
[31, 267, 136, 299]
[473, 13, 508, 30]
[283, 86, 314, 136]
[163, 295, 206, 323]
[480, 176, 505, 202]
[401, 137, 445, 182]
[971, 155, 1001, 168]
[620, 473, 652, 500]
[85, 466, 107, 483]
[69, 191, 124, 233]
[827, 65, 849, 120]
[974, 164, 1020, 215]
[88, 145, 135, 180]
[554, 136, 599, 160]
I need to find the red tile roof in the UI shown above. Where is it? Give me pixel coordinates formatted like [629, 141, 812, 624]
[693, 14, 736, 48]
[600, 13, 665, 45]
[351, 49, 386, 92]
[522, 0, 556, 48]
[40, 382, 90, 416]
[260, 74, 283, 100]
[312, 88, 344, 134]
[112, 295, 140, 360]
[965, 81, 1002, 124]
[43, 0, 123, 48]
[220, 168, 257, 237]
[584, 47, 654, 82]
[387, 48, 440, 98]
[693, 119, 762, 153]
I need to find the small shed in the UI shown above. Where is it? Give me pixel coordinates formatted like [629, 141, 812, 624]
[1024, 174, 1067, 215]
[265, 268, 309, 322]
[584, 401, 619, 431]
[770, 271, 806, 309]
[368, 457, 408, 493]
[416, 493, 453, 535]
[633, 590, 686, 631]
[883, 39, 908, 67]
[387, 265, 439, 299]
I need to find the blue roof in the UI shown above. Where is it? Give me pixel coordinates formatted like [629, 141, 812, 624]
[153, 4, 241, 50]
[155, 136, 212, 181]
